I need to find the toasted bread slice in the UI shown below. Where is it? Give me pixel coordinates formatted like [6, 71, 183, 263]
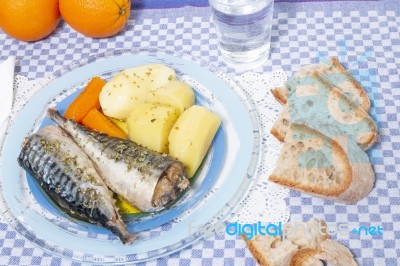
[269, 124, 375, 203]
[270, 105, 290, 142]
[270, 72, 377, 150]
[271, 86, 289, 105]
[325, 58, 370, 112]
[289, 241, 359, 266]
[271, 61, 331, 106]
[244, 219, 359, 266]
[244, 234, 298, 266]
[316, 239, 358, 266]
[289, 249, 324, 266]
[271, 58, 370, 112]
[244, 220, 329, 266]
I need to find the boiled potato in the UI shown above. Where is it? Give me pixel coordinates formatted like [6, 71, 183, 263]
[123, 64, 176, 91]
[148, 80, 195, 115]
[127, 102, 180, 153]
[109, 117, 129, 135]
[99, 72, 150, 119]
[168, 106, 221, 177]
[100, 64, 176, 119]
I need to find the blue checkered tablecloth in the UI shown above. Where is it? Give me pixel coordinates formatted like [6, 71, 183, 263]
[0, 0, 399, 265]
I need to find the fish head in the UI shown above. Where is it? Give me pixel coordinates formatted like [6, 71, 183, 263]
[152, 162, 190, 208]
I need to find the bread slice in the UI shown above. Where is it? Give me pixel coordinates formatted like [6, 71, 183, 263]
[271, 86, 288, 105]
[270, 104, 291, 142]
[243, 219, 329, 266]
[270, 72, 377, 150]
[323, 58, 370, 112]
[244, 234, 298, 266]
[271, 58, 370, 112]
[316, 239, 358, 266]
[271, 61, 331, 106]
[269, 124, 375, 203]
[244, 219, 358, 266]
[289, 249, 324, 266]
[289, 240, 359, 266]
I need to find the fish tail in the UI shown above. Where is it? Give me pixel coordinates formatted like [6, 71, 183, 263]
[108, 219, 136, 245]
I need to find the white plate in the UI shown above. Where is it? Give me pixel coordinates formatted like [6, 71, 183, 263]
[0, 49, 260, 264]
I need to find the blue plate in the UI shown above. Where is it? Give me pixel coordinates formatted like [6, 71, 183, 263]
[0, 49, 260, 263]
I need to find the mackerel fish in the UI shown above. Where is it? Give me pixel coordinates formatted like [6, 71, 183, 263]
[18, 126, 135, 244]
[47, 109, 190, 213]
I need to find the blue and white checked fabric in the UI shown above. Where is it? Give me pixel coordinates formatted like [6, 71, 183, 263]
[0, 4, 399, 266]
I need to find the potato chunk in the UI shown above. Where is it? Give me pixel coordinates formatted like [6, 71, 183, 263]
[99, 72, 150, 119]
[99, 64, 176, 119]
[127, 102, 180, 153]
[148, 80, 195, 115]
[109, 117, 129, 135]
[168, 106, 221, 177]
[123, 64, 176, 91]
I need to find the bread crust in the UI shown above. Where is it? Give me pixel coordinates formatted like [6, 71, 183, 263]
[333, 136, 375, 203]
[289, 249, 322, 266]
[269, 124, 353, 198]
[316, 239, 358, 266]
[242, 234, 273, 266]
[271, 58, 371, 113]
[271, 87, 288, 105]
[329, 57, 371, 112]
[270, 125, 285, 142]
[269, 124, 375, 204]
[270, 105, 289, 142]
[317, 72, 377, 149]
[243, 220, 332, 266]
[270, 72, 377, 150]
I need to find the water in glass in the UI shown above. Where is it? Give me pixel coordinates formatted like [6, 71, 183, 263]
[210, 0, 274, 68]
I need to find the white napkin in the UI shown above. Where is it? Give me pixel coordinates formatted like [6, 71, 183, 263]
[0, 56, 16, 145]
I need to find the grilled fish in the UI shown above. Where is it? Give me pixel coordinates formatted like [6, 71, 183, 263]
[47, 109, 190, 213]
[18, 126, 135, 244]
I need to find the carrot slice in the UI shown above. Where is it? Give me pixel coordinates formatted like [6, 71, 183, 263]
[82, 109, 128, 139]
[64, 77, 107, 123]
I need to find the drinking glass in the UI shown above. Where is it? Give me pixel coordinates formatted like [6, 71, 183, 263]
[209, 0, 274, 69]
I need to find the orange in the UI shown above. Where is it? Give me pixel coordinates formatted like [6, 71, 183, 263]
[60, 0, 130, 38]
[0, 0, 60, 42]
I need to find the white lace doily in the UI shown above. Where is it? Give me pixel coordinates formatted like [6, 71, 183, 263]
[11, 70, 290, 225]
[11, 75, 53, 120]
[229, 70, 290, 224]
